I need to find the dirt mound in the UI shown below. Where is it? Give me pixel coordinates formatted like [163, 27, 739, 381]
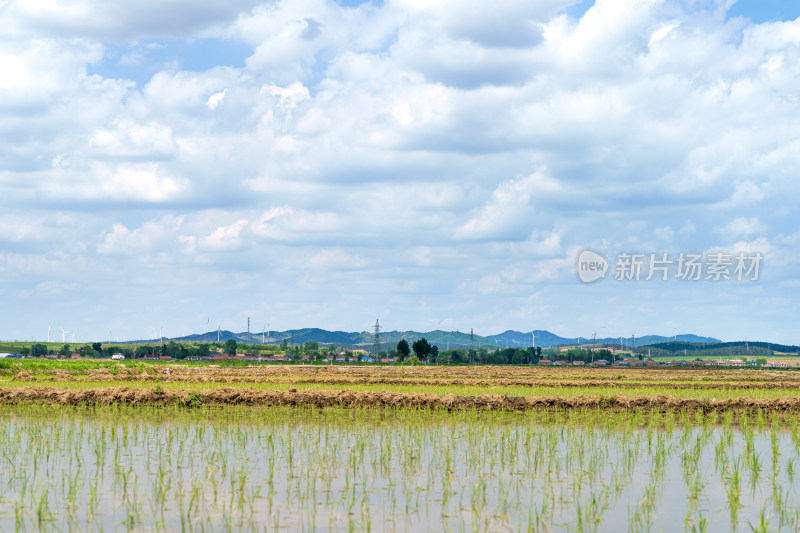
[54, 368, 800, 391]
[2, 385, 800, 414]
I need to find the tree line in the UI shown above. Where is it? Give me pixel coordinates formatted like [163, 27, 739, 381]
[395, 338, 554, 364]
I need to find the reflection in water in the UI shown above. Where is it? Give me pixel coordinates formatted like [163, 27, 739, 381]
[0, 405, 799, 531]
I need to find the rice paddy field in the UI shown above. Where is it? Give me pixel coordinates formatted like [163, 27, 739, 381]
[3, 361, 800, 531]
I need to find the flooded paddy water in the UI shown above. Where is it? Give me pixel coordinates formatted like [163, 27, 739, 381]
[1, 404, 800, 531]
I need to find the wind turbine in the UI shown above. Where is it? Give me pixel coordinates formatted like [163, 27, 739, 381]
[217, 322, 222, 343]
[262, 323, 267, 344]
[48, 325, 51, 343]
[61, 327, 66, 343]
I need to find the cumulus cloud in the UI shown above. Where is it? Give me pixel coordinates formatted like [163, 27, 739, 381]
[714, 217, 767, 240]
[2, 0, 800, 342]
[8, 0, 264, 41]
[455, 172, 559, 241]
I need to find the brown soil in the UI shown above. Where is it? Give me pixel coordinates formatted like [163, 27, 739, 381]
[2, 385, 800, 413]
[55, 365, 800, 390]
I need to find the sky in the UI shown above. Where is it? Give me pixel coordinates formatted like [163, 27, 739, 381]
[1, 0, 799, 344]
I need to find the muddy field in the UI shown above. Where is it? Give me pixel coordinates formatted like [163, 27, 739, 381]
[2, 383, 800, 413]
[3, 363, 800, 412]
[8, 362, 800, 382]
[4, 365, 800, 531]
[9, 363, 800, 387]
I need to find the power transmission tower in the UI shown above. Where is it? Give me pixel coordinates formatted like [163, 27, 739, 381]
[469, 328, 474, 364]
[373, 319, 381, 355]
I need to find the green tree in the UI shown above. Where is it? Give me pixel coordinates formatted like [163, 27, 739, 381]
[197, 344, 210, 358]
[79, 345, 95, 358]
[412, 338, 431, 361]
[511, 350, 527, 364]
[487, 350, 510, 364]
[59, 344, 71, 356]
[31, 344, 48, 357]
[447, 349, 466, 364]
[396, 339, 410, 361]
[305, 341, 320, 352]
[429, 345, 439, 363]
[135, 345, 151, 358]
[224, 339, 238, 357]
[160, 341, 182, 359]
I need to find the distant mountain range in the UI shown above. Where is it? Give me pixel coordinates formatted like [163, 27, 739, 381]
[143, 328, 722, 350]
[487, 330, 721, 349]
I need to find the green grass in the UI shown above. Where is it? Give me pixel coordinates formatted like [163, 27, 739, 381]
[660, 354, 800, 364]
[0, 358, 159, 375]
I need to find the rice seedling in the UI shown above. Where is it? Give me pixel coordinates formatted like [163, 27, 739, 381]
[0, 403, 798, 531]
[4, 362, 800, 530]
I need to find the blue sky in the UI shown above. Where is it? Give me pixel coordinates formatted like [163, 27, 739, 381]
[1, 0, 800, 344]
[728, 0, 800, 22]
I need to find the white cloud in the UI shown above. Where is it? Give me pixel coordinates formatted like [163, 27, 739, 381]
[654, 226, 675, 241]
[455, 172, 558, 241]
[206, 88, 227, 110]
[2, 0, 800, 343]
[679, 220, 696, 236]
[200, 219, 249, 251]
[10, 0, 263, 40]
[307, 248, 366, 270]
[713, 217, 767, 240]
[97, 164, 185, 202]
